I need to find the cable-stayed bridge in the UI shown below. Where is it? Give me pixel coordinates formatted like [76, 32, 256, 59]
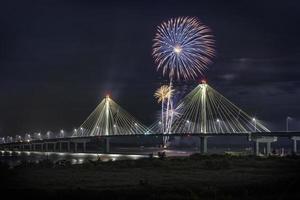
[1, 83, 300, 156]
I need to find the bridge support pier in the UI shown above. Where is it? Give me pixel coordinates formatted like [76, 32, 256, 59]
[74, 142, 78, 153]
[59, 142, 62, 152]
[252, 136, 277, 156]
[291, 136, 300, 154]
[67, 141, 70, 152]
[105, 138, 110, 153]
[54, 143, 57, 152]
[199, 136, 208, 154]
[57, 141, 71, 152]
[83, 142, 86, 152]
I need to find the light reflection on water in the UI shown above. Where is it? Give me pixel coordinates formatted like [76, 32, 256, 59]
[0, 151, 146, 167]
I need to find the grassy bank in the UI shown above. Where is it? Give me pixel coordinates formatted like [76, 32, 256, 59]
[1, 154, 300, 199]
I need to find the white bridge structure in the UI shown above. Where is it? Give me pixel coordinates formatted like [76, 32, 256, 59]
[73, 95, 149, 137]
[1, 83, 300, 156]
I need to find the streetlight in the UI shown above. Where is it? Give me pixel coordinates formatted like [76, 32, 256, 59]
[134, 123, 138, 133]
[26, 134, 31, 142]
[252, 118, 256, 132]
[286, 116, 292, 132]
[59, 129, 64, 138]
[73, 128, 77, 137]
[158, 121, 162, 132]
[216, 119, 221, 133]
[186, 120, 190, 132]
[94, 126, 99, 136]
[46, 131, 51, 139]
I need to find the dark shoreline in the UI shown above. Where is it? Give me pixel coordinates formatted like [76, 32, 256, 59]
[1, 154, 300, 199]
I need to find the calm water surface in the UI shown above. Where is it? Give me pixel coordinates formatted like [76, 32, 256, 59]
[0, 150, 147, 167]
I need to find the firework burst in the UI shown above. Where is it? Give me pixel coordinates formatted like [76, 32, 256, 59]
[153, 17, 215, 80]
[154, 85, 174, 133]
[154, 85, 173, 103]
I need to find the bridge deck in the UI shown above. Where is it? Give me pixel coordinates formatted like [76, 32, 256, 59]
[1, 132, 300, 146]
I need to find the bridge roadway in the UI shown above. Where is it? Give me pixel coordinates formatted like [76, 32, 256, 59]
[1, 132, 300, 156]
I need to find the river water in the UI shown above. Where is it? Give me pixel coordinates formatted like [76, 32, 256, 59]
[0, 150, 147, 168]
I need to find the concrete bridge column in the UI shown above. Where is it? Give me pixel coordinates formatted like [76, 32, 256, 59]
[254, 141, 259, 156]
[252, 136, 277, 156]
[266, 142, 271, 155]
[105, 138, 110, 153]
[74, 142, 78, 153]
[45, 143, 48, 152]
[83, 142, 86, 152]
[199, 136, 208, 154]
[53, 143, 57, 152]
[67, 141, 70, 152]
[59, 142, 62, 152]
[291, 136, 300, 154]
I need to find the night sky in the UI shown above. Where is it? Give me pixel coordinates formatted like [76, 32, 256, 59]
[1, 0, 300, 136]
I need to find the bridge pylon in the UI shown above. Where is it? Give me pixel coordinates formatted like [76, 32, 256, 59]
[73, 95, 150, 137]
[168, 82, 270, 134]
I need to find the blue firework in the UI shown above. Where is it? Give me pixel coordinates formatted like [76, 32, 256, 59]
[153, 17, 215, 80]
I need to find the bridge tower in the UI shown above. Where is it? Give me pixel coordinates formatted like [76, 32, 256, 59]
[73, 95, 149, 137]
[105, 95, 110, 136]
[169, 82, 270, 134]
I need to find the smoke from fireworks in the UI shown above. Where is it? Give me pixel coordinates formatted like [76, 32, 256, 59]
[152, 17, 215, 80]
